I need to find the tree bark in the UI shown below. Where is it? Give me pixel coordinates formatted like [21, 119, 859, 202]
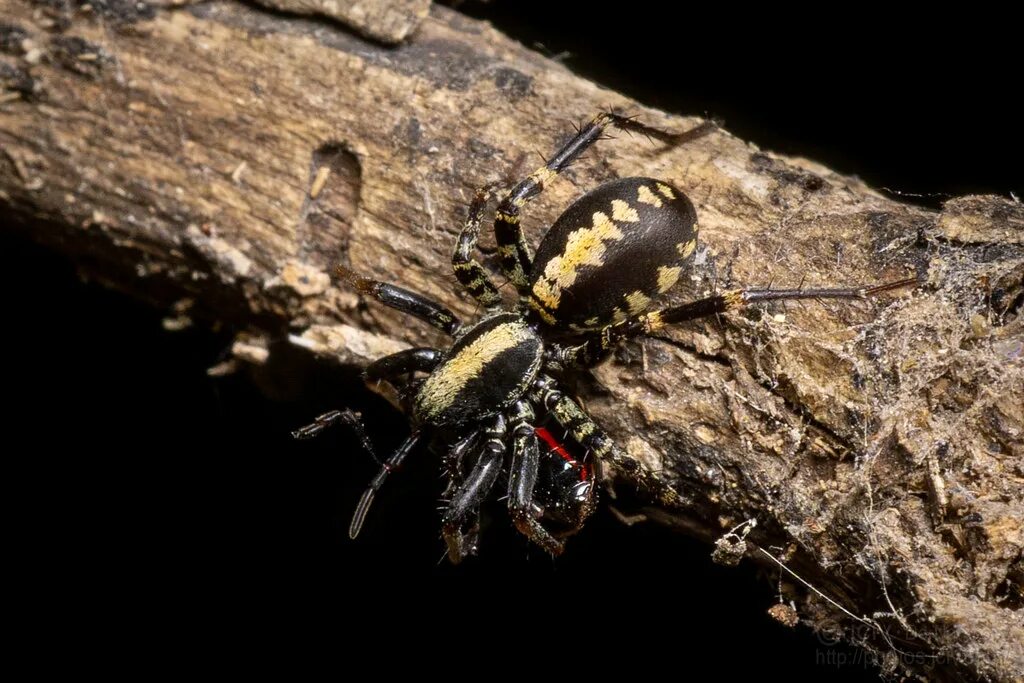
[1, 1, 1021, 679]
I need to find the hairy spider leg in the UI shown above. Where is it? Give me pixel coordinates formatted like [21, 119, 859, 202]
[505, 400, 564, 555]
[439, 431, 485, 559]
[530, 375, 681, 507]
[452, 187, 503, 308]
[441, 415, 507, 563]
[337, 265, 462, 335]
[493, 113, 716, 292]
[552, 277, 921, 369]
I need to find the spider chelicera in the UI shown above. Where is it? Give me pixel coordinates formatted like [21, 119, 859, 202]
[294, 112, 916, 563]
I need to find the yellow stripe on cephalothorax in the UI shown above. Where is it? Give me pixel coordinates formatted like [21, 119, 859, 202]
[655, 183, 676, 200]
[657, 265, 683, 293]
[417, 321, 533, 419]
[637, 185, 663, 208]
[531, 209, 624, 310]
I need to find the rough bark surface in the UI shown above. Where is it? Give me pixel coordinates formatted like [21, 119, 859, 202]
[251, 0, 430, 44]
[1, 1, 1021, 679]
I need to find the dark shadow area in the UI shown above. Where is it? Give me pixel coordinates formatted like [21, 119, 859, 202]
[452, 0, 1019, 205]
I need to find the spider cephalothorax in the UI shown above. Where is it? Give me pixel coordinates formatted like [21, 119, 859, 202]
[295, 112, 916, 563]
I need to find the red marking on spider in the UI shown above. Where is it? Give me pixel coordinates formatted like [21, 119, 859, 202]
[535, 427, 590, 481]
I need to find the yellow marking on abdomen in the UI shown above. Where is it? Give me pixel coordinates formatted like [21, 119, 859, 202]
[528, 292, 558, 323]
[677, 239, 697, 258]
[417, 322, 533, 419]
[657, 265, 683, 293]
[655, 183, 676, 200]
[625, 290, 652, 314]
[611, 199, 639, 223]
[532, 210, 623, 309]
[637, 185, 663, 208]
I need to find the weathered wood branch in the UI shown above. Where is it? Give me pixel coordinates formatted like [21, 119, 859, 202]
[1, 1, 1021, 679]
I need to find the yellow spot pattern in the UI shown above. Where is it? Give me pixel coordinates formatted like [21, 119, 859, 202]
[655, 183, 676, 200]
[528, 296, 557, 324]
[677, 239, 697, 259]
[637, 185, 663, 208]
[417, 322, 533, 420]
[611, 199, 640, 223]
[657, 265, 683, 293]
[625, 290, 652, 314]
[531, 210, 623, 309]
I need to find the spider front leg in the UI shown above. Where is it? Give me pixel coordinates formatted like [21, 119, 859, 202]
[441, 415, 506, 563]
[337, 266, 461, 335]
[291, 409, 425, 539]
[530, 375, 681, 507]
[294, 348, 440, 442]
[350, 430, 424, 540]
[364, 348, 442, 382]
[506, 400, 564, 556]
[551, 277, 921, 369]
[291, 408, 379, 452]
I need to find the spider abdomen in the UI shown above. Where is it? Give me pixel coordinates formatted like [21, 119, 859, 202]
[526, 177, 697, 330]
[413, 313, 543, 428]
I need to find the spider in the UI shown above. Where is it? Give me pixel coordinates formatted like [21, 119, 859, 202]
[294, 112, 917, 563]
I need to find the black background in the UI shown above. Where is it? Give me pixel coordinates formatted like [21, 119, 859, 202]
[6, 1, 1018, 677]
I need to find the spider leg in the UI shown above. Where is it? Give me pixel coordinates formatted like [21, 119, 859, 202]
[452, 187, 503, 308]
[530, 375, 681, 507]
[439, 432, 484, 560]
[290, 407, 378, 462]
[349, 430, 424, 539]
[495, 113, 716, 293]
[551, 276, 920, 369]
[364, 348, 442, 382]
[337, 266, 461, 335]
[293, 349, 439, 442]
[506, 400, 564, 556]
[442, 416, 506, 563]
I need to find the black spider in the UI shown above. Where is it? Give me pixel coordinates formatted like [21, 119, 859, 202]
[294, 112, 916, 563]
